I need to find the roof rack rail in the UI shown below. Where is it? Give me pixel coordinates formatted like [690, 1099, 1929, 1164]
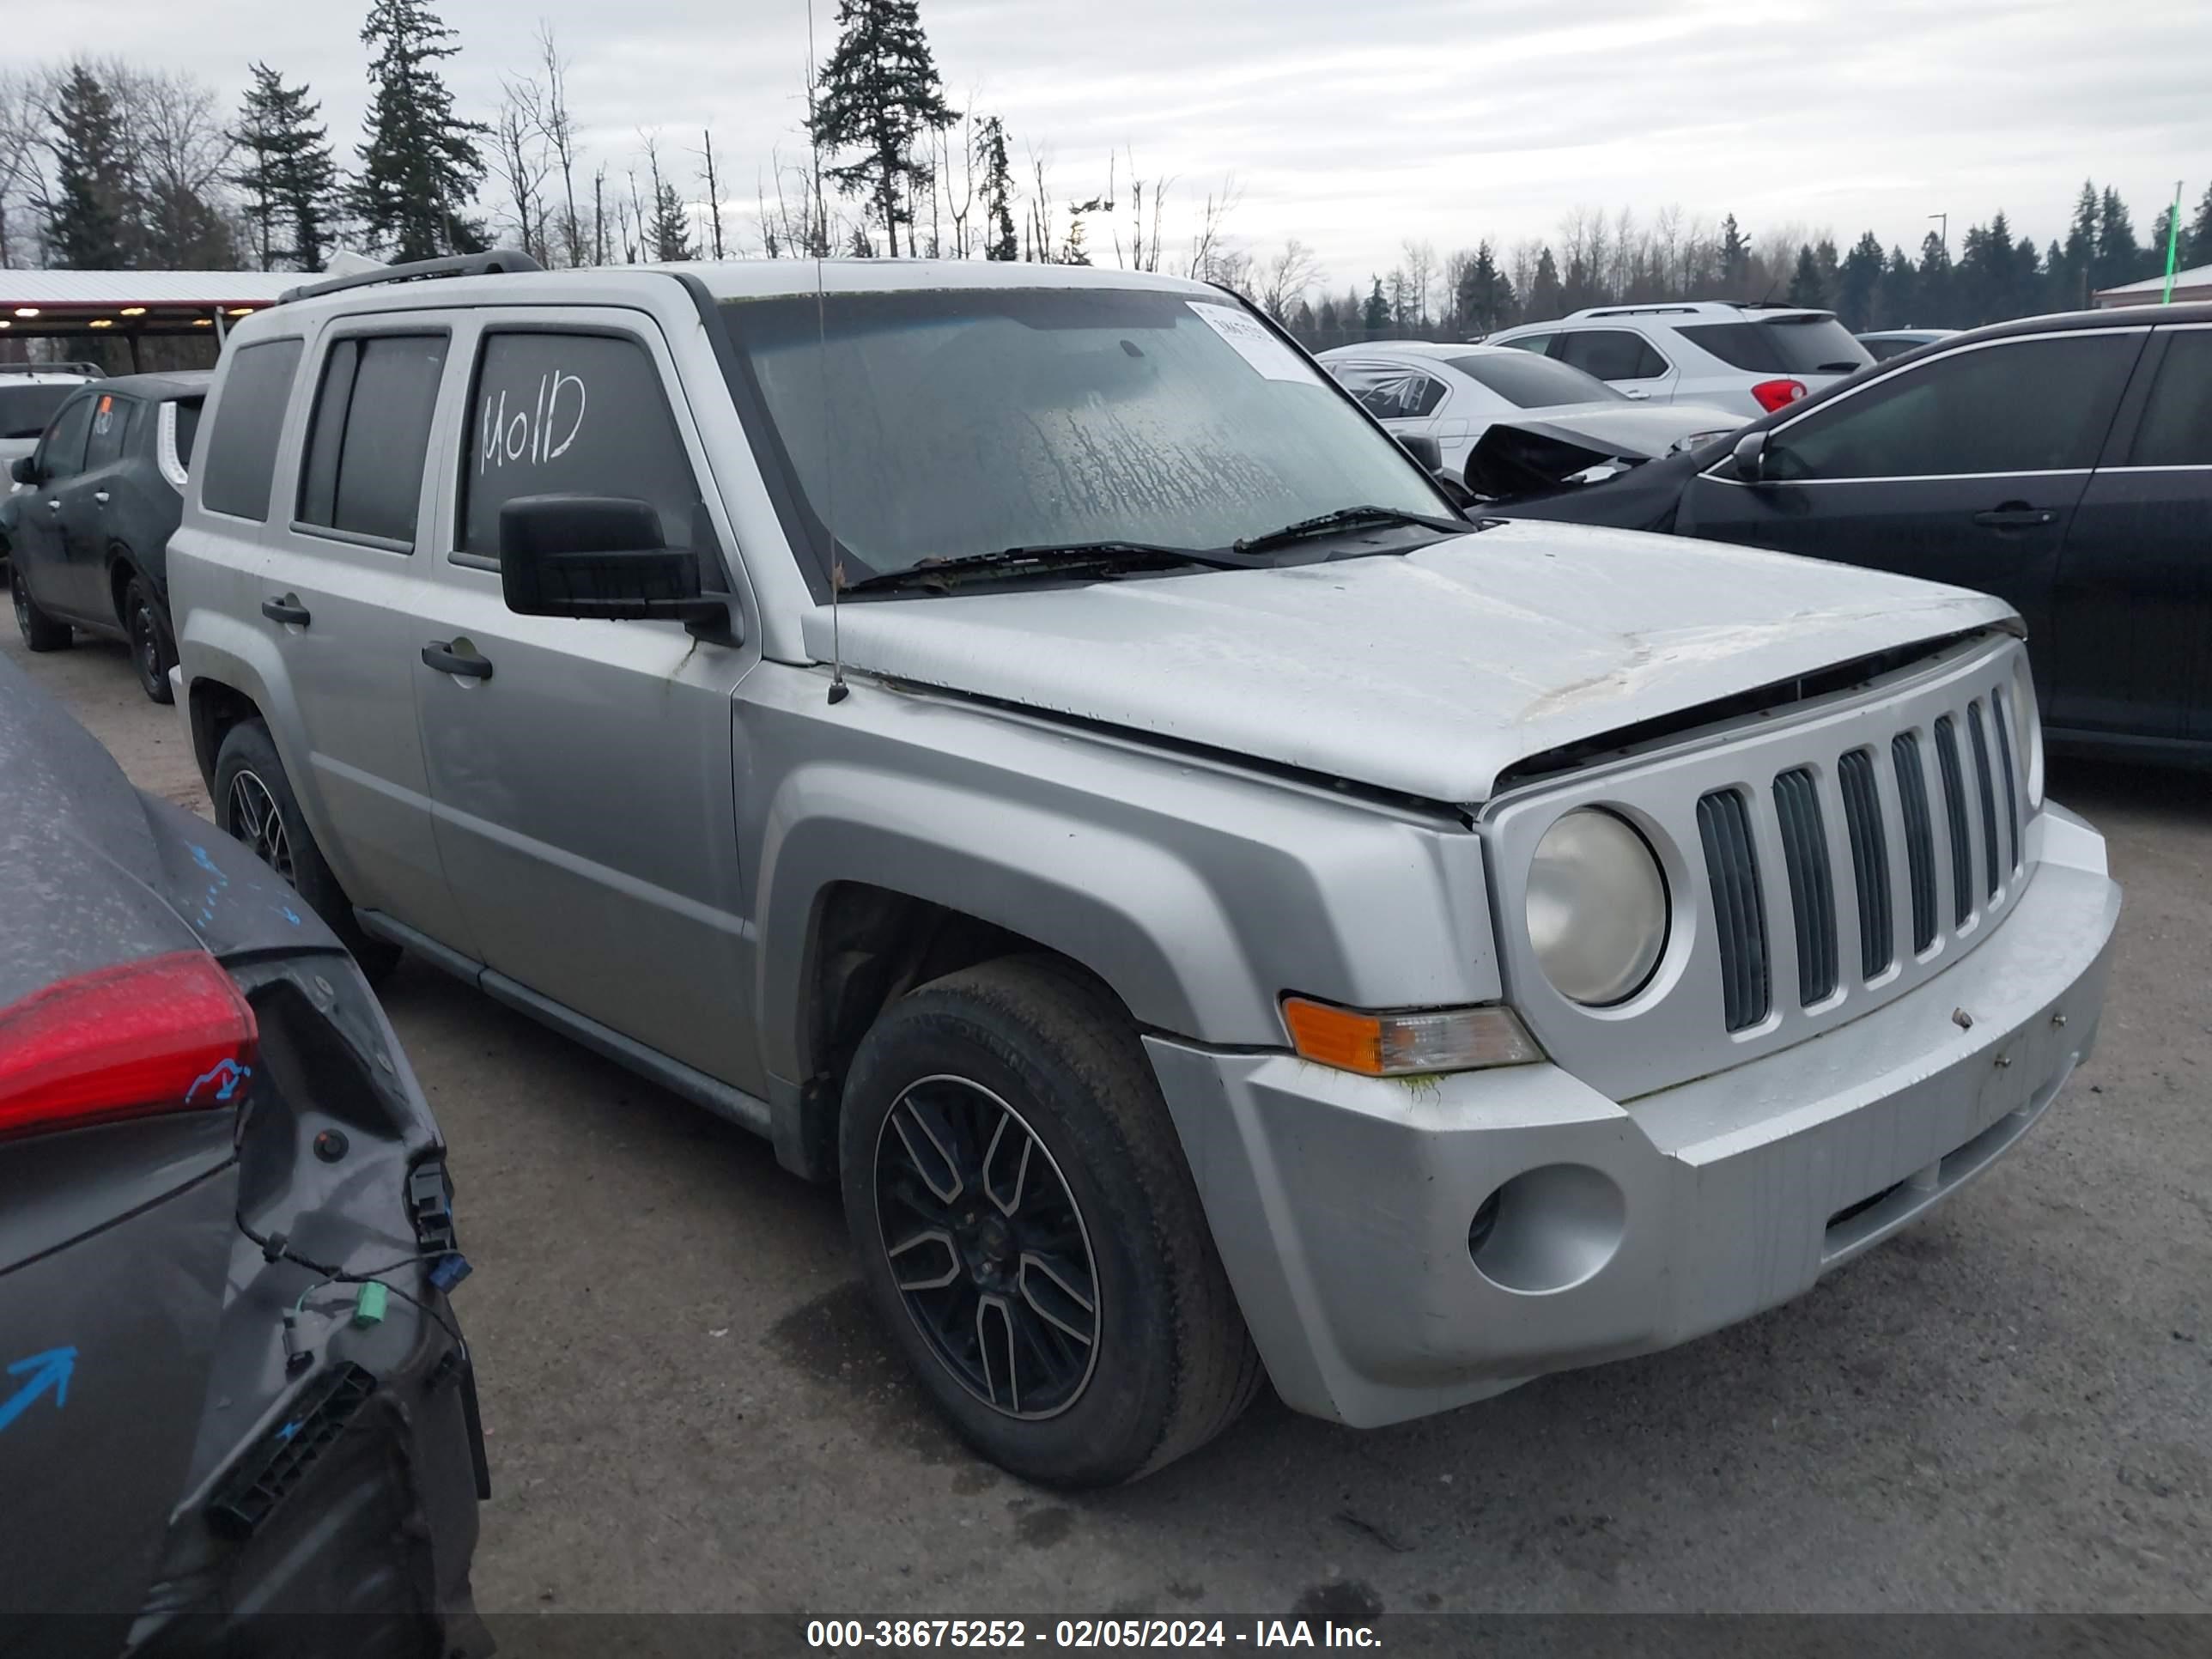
[0, 361, 103, 378]
[279, 248, 543, 306]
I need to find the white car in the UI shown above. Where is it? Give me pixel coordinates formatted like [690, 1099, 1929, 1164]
[1317, 340, 1741, 487]
[1483, 301, 1873, 419]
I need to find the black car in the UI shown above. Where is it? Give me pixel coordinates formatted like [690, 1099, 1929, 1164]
[8, 370, 209, 704]
[1502, 303, 2212, 765]
[0, 653, 489, 1656]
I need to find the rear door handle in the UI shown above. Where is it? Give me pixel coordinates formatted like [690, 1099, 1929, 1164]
[422, 641, 493, 680]
[92, 489, 110, 505]
[260, 594, 311, 627]
[1972, 506, 2057, 529]
[44, 499, 58, 511]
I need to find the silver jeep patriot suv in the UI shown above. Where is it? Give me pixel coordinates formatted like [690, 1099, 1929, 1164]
[168, 252, 2120, 1487]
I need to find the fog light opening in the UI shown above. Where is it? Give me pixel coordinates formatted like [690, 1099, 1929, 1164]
[1468, 1164, 1627, 1295]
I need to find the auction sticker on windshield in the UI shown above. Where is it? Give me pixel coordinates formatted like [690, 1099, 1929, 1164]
[1188, 301, 1314, 382]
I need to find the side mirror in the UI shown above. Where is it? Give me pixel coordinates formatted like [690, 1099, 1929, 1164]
[9, 455, 38, 486]
[1397, 434, 1445, 474]
[499, 495, 727, 624]
[1731, 429, 1769, 484]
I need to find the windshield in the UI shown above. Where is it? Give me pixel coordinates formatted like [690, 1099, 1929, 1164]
[0, 384, 76, 441]
[1444, 351, 1623, 408]
[719, 287, 1449, 586]
[1676, 315, 1872, 374]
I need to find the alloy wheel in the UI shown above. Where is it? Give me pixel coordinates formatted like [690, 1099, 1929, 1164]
[226, 769, 295, 884]
[872, 1074, 1101, 1419]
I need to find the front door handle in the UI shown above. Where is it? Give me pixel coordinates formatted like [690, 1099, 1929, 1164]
[93, 489, 110, 505]
[260, 594, 311, 627]
[1972, 505, 2057, 529]
[44, 498, 58, 511]
[422, 641, 493, 680]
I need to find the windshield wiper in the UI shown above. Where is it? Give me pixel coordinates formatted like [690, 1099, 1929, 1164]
[839, 540, 1255, 595]
[1231, 504, 1468, 556]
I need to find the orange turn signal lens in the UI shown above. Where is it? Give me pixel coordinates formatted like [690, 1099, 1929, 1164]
[1280, 997, 1544, 1078]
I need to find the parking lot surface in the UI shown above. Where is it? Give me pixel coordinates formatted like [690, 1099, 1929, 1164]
[11, 626, 2208, 1616]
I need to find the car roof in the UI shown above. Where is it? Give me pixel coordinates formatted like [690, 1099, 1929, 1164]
[1316, 341, 1495, 360]
[76, 369, 212, 401]
[0, 365, 101, 385]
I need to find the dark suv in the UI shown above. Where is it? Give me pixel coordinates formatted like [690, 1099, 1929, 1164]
[9, 370, 209, 703]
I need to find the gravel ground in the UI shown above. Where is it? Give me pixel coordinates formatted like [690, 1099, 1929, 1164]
[10, 626, 2209, 1619]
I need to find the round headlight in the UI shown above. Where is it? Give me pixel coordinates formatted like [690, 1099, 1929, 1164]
[2011, 657, 2045, 810]
[1525, 809, 1669, 1006]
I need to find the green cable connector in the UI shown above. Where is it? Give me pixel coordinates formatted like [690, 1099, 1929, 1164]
[351, 1281, 389, 1329]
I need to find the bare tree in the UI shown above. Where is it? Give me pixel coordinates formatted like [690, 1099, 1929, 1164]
[1400, 239, 1436, 326]
[697, 129, 725, 258]
[1111, 149, 1170, 272]
[1255, 237, 1323, 319]
[1184, 174, 1241, 281]
[526, 25, 585, 265]
[0, 68, 47, 268]
[129, 68, 240, 268]
[489, 87, 550, 261]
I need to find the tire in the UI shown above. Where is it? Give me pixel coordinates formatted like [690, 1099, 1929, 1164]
[11, 565, 71, 652]
[840, 956, 1263, 1487]
[122, 574, 176, 704]
[212, 719, 402, 984]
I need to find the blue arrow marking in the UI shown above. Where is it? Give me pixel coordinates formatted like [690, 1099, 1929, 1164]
[0, 1347, 76, 1435]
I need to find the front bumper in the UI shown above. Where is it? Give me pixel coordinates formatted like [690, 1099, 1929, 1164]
[1146, 805, 2120, 1428]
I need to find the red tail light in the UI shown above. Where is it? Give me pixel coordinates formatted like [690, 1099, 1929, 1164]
[0, 951, 258, 1140]
[1751, 378, 1808, 413]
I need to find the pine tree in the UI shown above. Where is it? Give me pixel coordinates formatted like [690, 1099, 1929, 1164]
[648, 181, 694, 261]
[1718, 213, 1749, 290]
[230, 64, 342, 270]
[978, 115, 1015, 261]
[809, 0, 956, 258]
[1916, 231, 1954, 327]
[351, 0, 489, 262]
[40, 64, 137, 269]
[1453, 240, 1514, 335]
[2094, 186, 2138, 292]
[1360, 276, 1388, 331]
[2187, 183, 2212, 271]
[1528, 246, 1564, 320]
[1875, 246, 1917, 329]
[1786, 244, 1826, 308]
[1836, 232, 1883, 330]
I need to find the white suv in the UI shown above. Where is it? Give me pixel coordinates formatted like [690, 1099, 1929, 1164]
[1485, 301, 1872, 418]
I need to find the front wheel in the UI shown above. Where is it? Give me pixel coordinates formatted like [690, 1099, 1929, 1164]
[122, 575, 175, 704]
[840, 957, 1263, 1487]
[11, 566, 70, 652]
[212, 718, 401, 983]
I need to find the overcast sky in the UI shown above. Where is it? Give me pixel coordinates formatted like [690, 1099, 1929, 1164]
[37, 0, 2212, 285]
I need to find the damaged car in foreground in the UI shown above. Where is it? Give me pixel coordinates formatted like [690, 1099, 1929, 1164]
[0, 654, 486, 1656]
[173, 256, 2117, 1488]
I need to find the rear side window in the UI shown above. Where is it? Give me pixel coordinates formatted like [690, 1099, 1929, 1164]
[0, 384, 75, 441]
[2128, 331, 2212, 467]
[86, 394, 137, 469]
[1498, 332, 1553, 356]
[1445, 351, 1622, 408]
[173, 399, 203, 471]
[201, 338, 303, 520]
[37, 393, 97, 481]
[1557, 330, 1668, 382]
[459, 331, 702, 561]
[297, 333, 449, 547]
[1769, 334, 2138, 481]
[1679, 317, 1871, 374]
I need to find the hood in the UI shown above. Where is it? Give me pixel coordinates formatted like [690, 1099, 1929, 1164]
[805, 520, 2016, 805]
[1465, 403, 1741, 497]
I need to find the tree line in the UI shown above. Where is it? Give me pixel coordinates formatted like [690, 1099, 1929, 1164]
[2, 0, 2204, 354]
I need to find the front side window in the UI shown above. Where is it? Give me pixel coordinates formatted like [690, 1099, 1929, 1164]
[35, 393, 96, 480]
[1498, 332, 1554, 356]
[200, 337, 303, 520]
[1765, 334, 2139, 482]
[460, 331, 703, 561]
[2129, 331, 2212, 467]
[1330, 362, 1448, 419]
[296, 333, 448, 546]
[719, 287, 1447, 586]
[1557, 330, 1668, 382]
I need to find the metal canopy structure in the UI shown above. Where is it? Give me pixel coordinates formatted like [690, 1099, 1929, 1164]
[0, 270, 297, 364]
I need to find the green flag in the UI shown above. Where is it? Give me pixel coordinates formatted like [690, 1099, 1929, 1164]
[2162, 180, 2185, 304]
